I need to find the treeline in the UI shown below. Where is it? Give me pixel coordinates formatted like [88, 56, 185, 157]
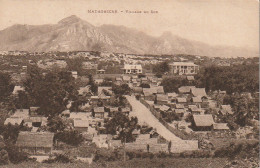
[194, 64, 259, 94]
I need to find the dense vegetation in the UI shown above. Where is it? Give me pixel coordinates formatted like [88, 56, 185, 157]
[0, 72, 14, 102]
[15, 66, 78, 117]
[194, 64, 259, 94]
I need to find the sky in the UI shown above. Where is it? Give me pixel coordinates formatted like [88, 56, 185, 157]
[0, 0, 258, 50]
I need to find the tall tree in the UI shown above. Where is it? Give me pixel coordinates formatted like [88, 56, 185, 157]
[105, 113, 138, 143]
[17, 67, 78, 117]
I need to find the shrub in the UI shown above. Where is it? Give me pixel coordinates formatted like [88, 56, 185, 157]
[0, 149, 9, 165]
[214, 141, 259, 159]
[135, 95, 140, 100]
[156, 151, 168, 158]
[5, 144, 28, 164]
[55, 130, 84, 146]
[43, 153, 73, 163]
[138, 74, 146, 78]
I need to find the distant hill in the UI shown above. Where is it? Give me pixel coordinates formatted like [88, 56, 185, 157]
[0, 15, 257, 58]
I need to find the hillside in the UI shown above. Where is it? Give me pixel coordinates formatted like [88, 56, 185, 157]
[0, 15, 257, 57]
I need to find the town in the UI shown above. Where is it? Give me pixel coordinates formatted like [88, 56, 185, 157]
[0, 50, 259, 167]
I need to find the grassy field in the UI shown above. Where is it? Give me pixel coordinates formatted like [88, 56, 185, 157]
[2, 158, 228, 168]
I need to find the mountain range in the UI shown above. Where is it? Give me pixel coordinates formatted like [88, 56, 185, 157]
[0, 15, 257, 57]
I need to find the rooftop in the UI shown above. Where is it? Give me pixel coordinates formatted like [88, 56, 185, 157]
[193, 114, 214, 127]
[16, 132, 54, 148]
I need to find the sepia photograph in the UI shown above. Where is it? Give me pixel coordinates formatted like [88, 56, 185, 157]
[0, 0, 259, 167]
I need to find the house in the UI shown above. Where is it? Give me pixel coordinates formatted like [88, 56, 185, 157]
[108, 140, 122, 149]
[219, 105, 234, 115]
[131, 79, 138, 87]
[74, 120, 89, 132]
[213, 123, 229, 131]
[29, 107, 40, 116]
[169, 62, 199, 75]
[110, 107, 119, 116]
[93, 107, 106, 118]
[191, 88, 207, 97]
[115, 77, 123, 85]
[187, 76, 195, 81]
[174, 109, 185, 117]
[154, 86, 164, 94]
[90, 96, 100, 105]
[12, 86, 25, 95]
[12, 109, 30, 118]
[122, 75, 131, 82]
[133, 87, 143, 95]
[188, 105, 201, 114]
[178, 86, 196, 94]
[151, 78, 158, 86]
[60, 110, 70, 117]
[175, 104, 185, 109]
[97, 69, 105, 74]
[159, 105, 171, 112]
[143, 88, 156, 101]
[23, 117, 47, 127]
[141, 77, 148, 83]
[121, 107, 131, 115]
[167, 92, 178, 100]
[123, 64, 142, 74]
[71, 71, 78, 79]
[191, 97, 202, 107]
[156, 94, 168, 105]
[70, 112, 90, 120]
[82, 62, 98, 70]
[16, 132, 54, 155]
[98, 87, 112, 96]
[78, 86, 92, 96]
[4, 117, 23, 125]
[192, 115, 215, 131]
[92, 134, 112, 148]
[176, 97, 187, 104]
[94, 78, 104, 85]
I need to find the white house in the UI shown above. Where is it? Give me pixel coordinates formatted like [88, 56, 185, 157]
[169, 62, 199, 75]
[123, 64, 142, 74]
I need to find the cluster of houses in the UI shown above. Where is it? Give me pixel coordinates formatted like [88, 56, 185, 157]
[131, 84, 232, 132]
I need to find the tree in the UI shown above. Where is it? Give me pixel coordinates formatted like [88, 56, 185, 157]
[66, 57, 84, 76]
[221, 93, 259, 127]
[55, 130, 84, 146]
[100, 77, 113, 87]
[47, 116, 67, 133]
[112, 84, 130, 95]
[160, 77, 189, 93]
[105, 113, 138, 143]
[0, 72, 14, 101]
[88, 75, 98, 94]
[139, 83, 150, 88]
[152, 61, 170, 74]
[194, 65, 259, 93]
[18, 68, 78, 117]
[0, 124, 20, 144]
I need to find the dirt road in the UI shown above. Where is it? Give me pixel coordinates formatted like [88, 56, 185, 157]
[126, 95, 183, 142]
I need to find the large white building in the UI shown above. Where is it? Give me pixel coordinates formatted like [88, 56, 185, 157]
[123, 64, 142, 74]
[169, 62, 199, 75]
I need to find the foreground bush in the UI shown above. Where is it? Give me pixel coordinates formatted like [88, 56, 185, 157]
[214, 141, 259, 159]
[4, 144, 29, 164]
[43, 153, 74, 163]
